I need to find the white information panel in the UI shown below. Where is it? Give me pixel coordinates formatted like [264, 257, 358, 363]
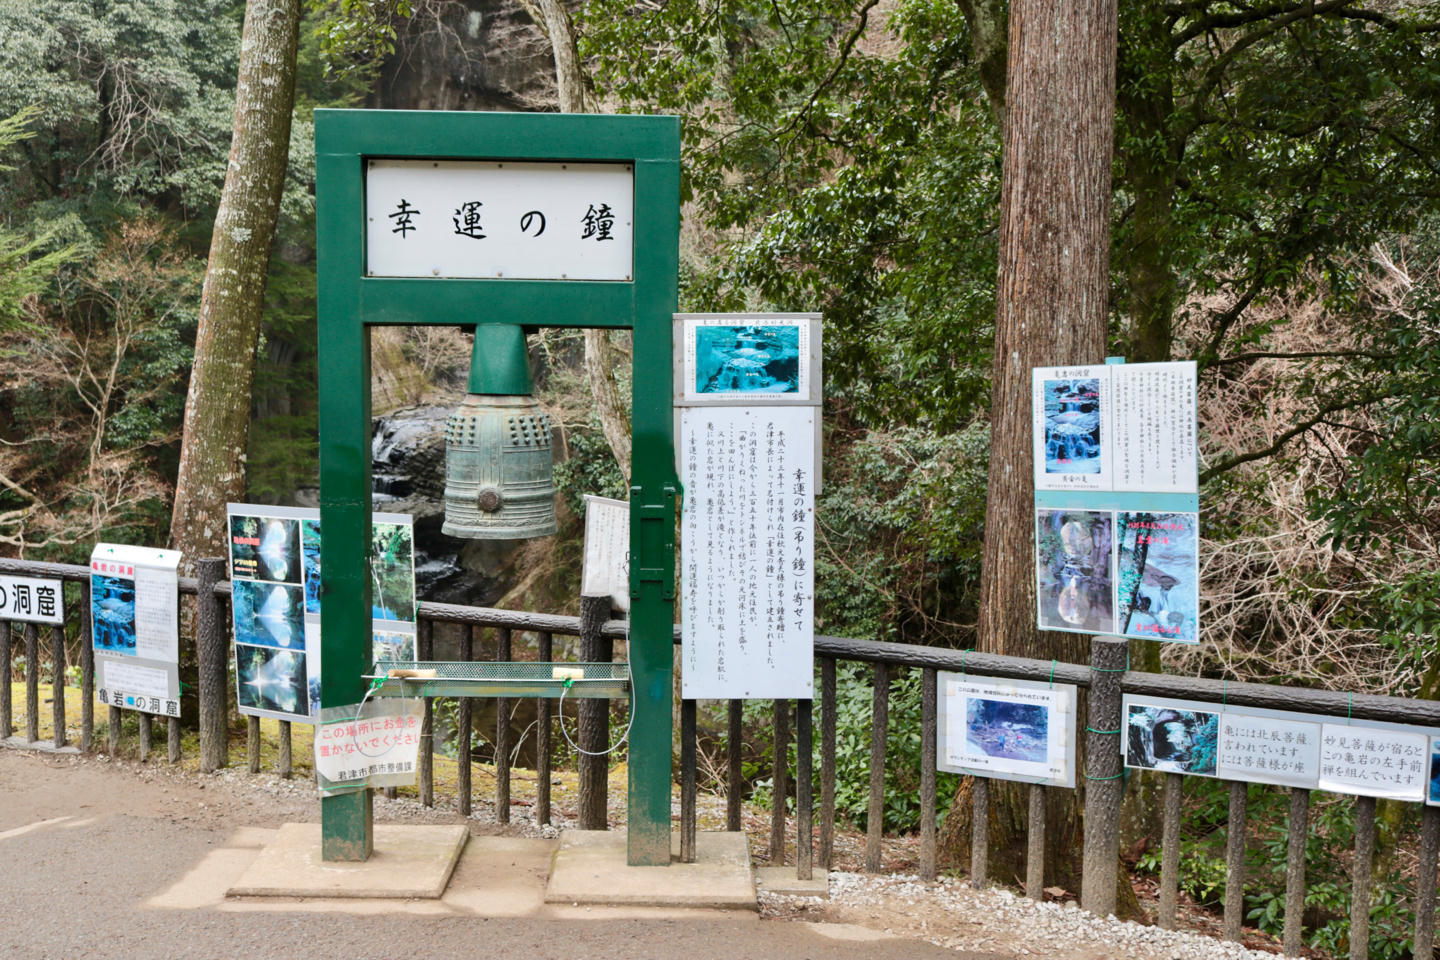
[1319, 723, 1429, 801]
[680, 406, 815, 699]
[90, 543, 182, 716]
[937, 674, 1078, 787]
[581, 495, 630, 613]
[1032, 361, 1198, 494]
[0, 575, 64, 624]
[365, 160, 634, 281]
[1124, 694, 1440, 800]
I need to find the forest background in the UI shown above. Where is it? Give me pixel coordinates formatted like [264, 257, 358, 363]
[0, 0, 1438, 954]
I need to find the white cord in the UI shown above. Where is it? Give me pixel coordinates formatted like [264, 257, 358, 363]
[557, 621, 635, 757]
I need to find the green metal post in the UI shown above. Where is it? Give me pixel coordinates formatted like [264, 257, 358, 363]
[626, 150, 681, 866]
[467, 324, 533, 395]
[316, 144, 375, 861]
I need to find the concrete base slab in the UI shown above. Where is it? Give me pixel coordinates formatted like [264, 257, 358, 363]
[545, 830, 755, 909]
[226, 823, 467, 899]
[755, 866, 830, 898]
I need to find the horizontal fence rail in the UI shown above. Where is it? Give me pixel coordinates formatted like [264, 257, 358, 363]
[2, 556, 1437, 958]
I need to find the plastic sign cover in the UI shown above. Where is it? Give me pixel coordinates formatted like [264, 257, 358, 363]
[227, 504, 416, 724]
[938, 674, 1078, 787]
[90, 543, 182, 716]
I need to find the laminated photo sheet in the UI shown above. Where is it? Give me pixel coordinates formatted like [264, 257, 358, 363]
[1035, 509, 1199, 641]
[1124, 695, 1440, 801]
[1429, 738, 1440, 807]
[228, 505, 313, 722]
[228, 504, 417, 723]
[90, 543, 183, 716]
[1032, 361, 1197, 495]
[938, 674, 1077, 787]
[315, 699, 424, 796]
[681, 316, 812, 402]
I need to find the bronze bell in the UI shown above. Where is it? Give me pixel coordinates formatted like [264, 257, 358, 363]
[441, 325, 558, 540]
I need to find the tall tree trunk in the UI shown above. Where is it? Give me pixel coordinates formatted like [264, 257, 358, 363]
[169, 0, 301, 568]
[939, 0, 1133, 913]
[532, 0, 634, 478]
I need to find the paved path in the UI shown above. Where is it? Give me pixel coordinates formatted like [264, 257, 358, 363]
[0, 749, 1004, 960]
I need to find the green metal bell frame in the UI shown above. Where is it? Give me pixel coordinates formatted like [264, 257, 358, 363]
[442, 324, 558, 540]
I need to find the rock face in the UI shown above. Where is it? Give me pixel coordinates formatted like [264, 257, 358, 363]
[373, 0, 560, 112]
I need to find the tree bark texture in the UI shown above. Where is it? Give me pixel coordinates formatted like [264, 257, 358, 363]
[532, 0, 633, 480]
[944, 0, 1120, 898]
[169, 0, 301, 567]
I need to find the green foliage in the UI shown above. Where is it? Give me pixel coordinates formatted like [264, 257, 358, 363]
[1136, 780, 1421, 959]
[584, 0, 999, 430]
[307, 0, 413, 80]
[814, 423, 988, 644]
[0, 109, 81, 333]
[552, 414, 629, 518]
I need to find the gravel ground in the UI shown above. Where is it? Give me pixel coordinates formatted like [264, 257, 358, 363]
[761, 872, 1297, 960]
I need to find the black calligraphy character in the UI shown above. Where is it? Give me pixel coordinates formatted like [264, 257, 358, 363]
[581, 203, 615, 241]
[388, 199, 420, 237]
[36, 585, 56, 618]
[520, 210, 546, 236]
[453, 201, 486, 240]
[13, 584, 30, 615]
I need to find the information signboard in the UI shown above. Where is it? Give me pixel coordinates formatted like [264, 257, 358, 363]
[1032, 360, 1201, 641]
[581, 495, 630, 613]
[227, 504, 416, 723]
[90, 543, 182, 716]
[938, 674, 1078, 787]
[677, 313, 821, 700]
[1123, 694, 1440, 801]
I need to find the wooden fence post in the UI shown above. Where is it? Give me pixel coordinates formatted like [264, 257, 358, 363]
[196, 558, 227, 772]
[1081, 636, 1126, 916]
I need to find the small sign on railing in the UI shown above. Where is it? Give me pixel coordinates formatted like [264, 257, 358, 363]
[0, 574, 64, 624]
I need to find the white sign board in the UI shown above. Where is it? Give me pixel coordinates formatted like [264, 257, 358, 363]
[1123, 694, 1440, 801]
[581, 495, 630, 613]
[1318, 723, 1429, 801]
[315, 699, 424, 795]
[365, 160, 634, 281]
[90, 543, 182, 716]
[1032, 361, 1198, 495]
[680, 406, 815, 699]
[938, 674, 1077, 787]
[1216, 712, 1322, 787]
[0, 575, 64, 624]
